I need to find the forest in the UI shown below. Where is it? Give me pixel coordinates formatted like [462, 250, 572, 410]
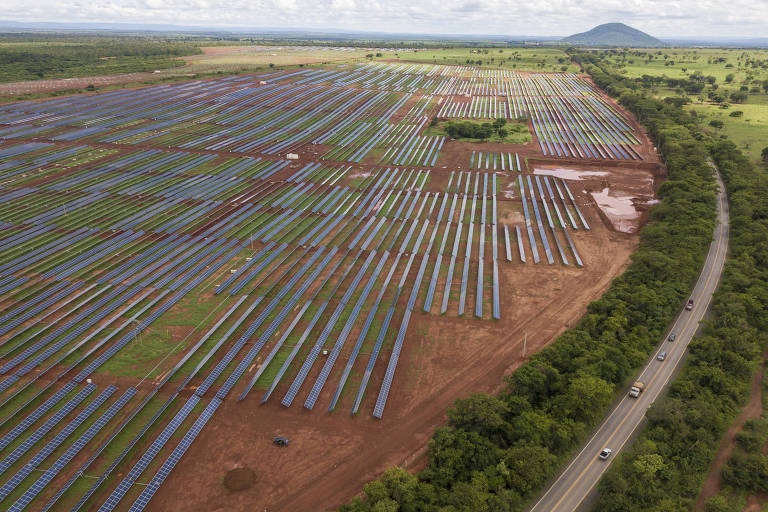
[0, 34, 202, 82]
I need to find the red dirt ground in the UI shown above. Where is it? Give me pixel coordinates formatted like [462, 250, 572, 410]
[145, 194, 642, 511]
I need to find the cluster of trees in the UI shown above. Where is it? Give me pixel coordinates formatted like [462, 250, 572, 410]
[340, 52, 721, 512]
[720, 417, 768, 497]
[591, 80, 768, 510]
[0, 35, 201, 82]
[441, 118, 508, 141]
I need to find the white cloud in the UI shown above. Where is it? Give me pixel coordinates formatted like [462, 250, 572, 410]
[2, 0, 768, 38]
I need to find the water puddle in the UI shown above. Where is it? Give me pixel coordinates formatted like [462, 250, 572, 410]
[590, 187, 641, 233]
[533, 168, 608, 181]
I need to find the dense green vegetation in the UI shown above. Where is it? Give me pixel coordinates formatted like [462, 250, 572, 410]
[593, 136, 768, 511]
[0, 34, 201, 81]
[425, 118, 531, 144]
[340, 51, 722, 512]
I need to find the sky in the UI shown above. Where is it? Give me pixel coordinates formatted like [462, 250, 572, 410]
[2, 0, 768, 39]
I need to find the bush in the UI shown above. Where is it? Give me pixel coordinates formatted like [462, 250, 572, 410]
[443, 121, 494, 140]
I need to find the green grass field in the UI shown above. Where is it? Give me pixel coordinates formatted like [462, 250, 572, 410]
[597, 47, 768, 165]
[688, 98, 768, 163]
[385, 47, 579, 72]
[604, 48, 768, 83]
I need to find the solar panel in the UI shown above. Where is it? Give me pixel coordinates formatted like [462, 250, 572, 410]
[0, 385, 115, 501]
[127, 398, 221, 512]
[96, 395, 200, 512]
[0, 383, 95, 478]
[0, 381, 76, 452]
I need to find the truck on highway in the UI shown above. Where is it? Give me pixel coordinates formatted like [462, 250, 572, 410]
[629, 381, 645, 398]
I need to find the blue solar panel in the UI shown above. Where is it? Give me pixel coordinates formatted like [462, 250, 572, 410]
[372, 308, 412, 419]
[0, 381, 76, 452]
[9, 387, 136, 512]
[96, 395, 200, 512]
[0, 385, 115, 501]
[127, 398, 221, 512]
[304, 251, 389, 410]
[0, 383, 94, 478]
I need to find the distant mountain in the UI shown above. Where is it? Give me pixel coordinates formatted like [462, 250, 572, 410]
[561, 23, 664, 47]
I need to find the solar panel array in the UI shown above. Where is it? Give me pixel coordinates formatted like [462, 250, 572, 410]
[0, 59, 625, 509]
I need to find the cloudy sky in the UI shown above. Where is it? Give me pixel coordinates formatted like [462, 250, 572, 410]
[2, 0, 768, 38]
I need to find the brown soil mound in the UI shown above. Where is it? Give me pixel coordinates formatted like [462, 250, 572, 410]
[223, 468, 256, 492]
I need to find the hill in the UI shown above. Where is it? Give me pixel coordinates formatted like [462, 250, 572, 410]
[561, 22, 664, 47]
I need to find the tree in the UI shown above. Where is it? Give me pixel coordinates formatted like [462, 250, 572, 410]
[497, 127, 508, 140]
[478, 123, 493, 141]
[704, 495, 733, 512]
[730, 90, 748, 103]
[447, 393, 509, 439]
[762, 146, 768, 163]
[632, 453, 666, 480]
[725, 73, 735, 83]
[556, 374, 613, 423]
[709, 119, 724, 130]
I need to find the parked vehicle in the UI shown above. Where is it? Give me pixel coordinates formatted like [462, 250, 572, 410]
[273, 436, 289, 446]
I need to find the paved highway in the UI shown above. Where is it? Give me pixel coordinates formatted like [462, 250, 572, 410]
[530, 164, 730, 512]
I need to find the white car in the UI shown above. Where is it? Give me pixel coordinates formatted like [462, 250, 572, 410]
[599, 448, 612, 460]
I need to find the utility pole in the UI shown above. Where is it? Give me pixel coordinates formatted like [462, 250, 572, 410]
[132, 319, 142, 346]
[522, 331, 527, 359]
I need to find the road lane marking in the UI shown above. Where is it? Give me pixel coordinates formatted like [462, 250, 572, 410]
[542, 178, 728, 512]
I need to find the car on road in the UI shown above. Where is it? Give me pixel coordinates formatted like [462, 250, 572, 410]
[657, 351, 667, 361]
[273, 436, 289, 446]
[668, 333, 676, 342]
[599, 448, 612, 460]
[685, 299, 694, 310]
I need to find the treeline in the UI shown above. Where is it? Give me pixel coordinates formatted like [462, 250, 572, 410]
[339, 54, 719, 512]
[637, 71, 717, 94]
[593, 135, 768, 510]
[0, 35, 202, 82]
